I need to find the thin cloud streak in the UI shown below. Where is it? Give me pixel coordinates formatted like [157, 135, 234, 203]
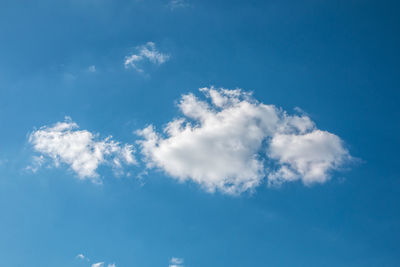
[124, 42, 170, 73]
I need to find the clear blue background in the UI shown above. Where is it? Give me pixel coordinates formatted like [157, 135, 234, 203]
[0, 0, 399, 266]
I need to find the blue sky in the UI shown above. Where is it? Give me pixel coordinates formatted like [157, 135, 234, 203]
[1, 0, 400, 266]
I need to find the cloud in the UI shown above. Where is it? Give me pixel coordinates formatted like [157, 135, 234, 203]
[76, 253, 86, 260]
[88, 65, 96, 72]
[29, 117, 136, 182]
[90, 261, 115, 267]
[76, 253, 115, 267]
[124, 42, 170, 73]
[168, 0, 188, 10]
[25, 155, 45, 173]
[76, 253, 91, 262]
[169, 257, 184, 267]
[137, 87, 351, 194]
[267, 130, 349, 186]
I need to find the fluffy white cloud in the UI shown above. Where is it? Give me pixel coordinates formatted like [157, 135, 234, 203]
[268, 130, 348, 186]
[137, 87, 350, 194]
[169, 257, 184, 267]
[124, 42, 170, 73]
[29, 117, 136, 182]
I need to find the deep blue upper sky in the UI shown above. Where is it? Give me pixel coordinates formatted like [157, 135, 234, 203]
[0, 0, 399, 266]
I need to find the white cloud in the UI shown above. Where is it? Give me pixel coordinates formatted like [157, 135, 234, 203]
[90, 261, 116, 267]
[137, 87, 350, 194]
[29, 117, 136, 182]
[168, 0, 188, 10]
[124, 42, 170, 73]
[169, 257, 184, 267]
[268, 130, 349, 186]
[76, 253, 90, 262]
[76, 253, 86, 260]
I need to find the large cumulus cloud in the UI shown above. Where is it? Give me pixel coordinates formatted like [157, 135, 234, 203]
[137, 87, 350, 194]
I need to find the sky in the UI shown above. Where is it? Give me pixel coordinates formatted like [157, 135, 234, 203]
[1, 0, 400, 266]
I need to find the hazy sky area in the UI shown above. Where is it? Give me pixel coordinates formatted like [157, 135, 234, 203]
[0, 0, 399, 266]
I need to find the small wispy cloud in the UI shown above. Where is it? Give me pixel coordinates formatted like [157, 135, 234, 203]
[124, 42, 170, 73]
[91, 262, 116, 267]
[75, 253, 115, 267]
[76, 253, 85, 260]
[168, 0, 189, 10]
[25, 155, 45, 173]
[88, 65, 96, 72]
[169, 257, 184, 267]
[76, 253, 90, 262]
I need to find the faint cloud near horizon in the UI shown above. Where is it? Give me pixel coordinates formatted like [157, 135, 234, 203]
[91, 262, 116, 267]
[76, 253, 115, 267]
[169, 257, 184, 267]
